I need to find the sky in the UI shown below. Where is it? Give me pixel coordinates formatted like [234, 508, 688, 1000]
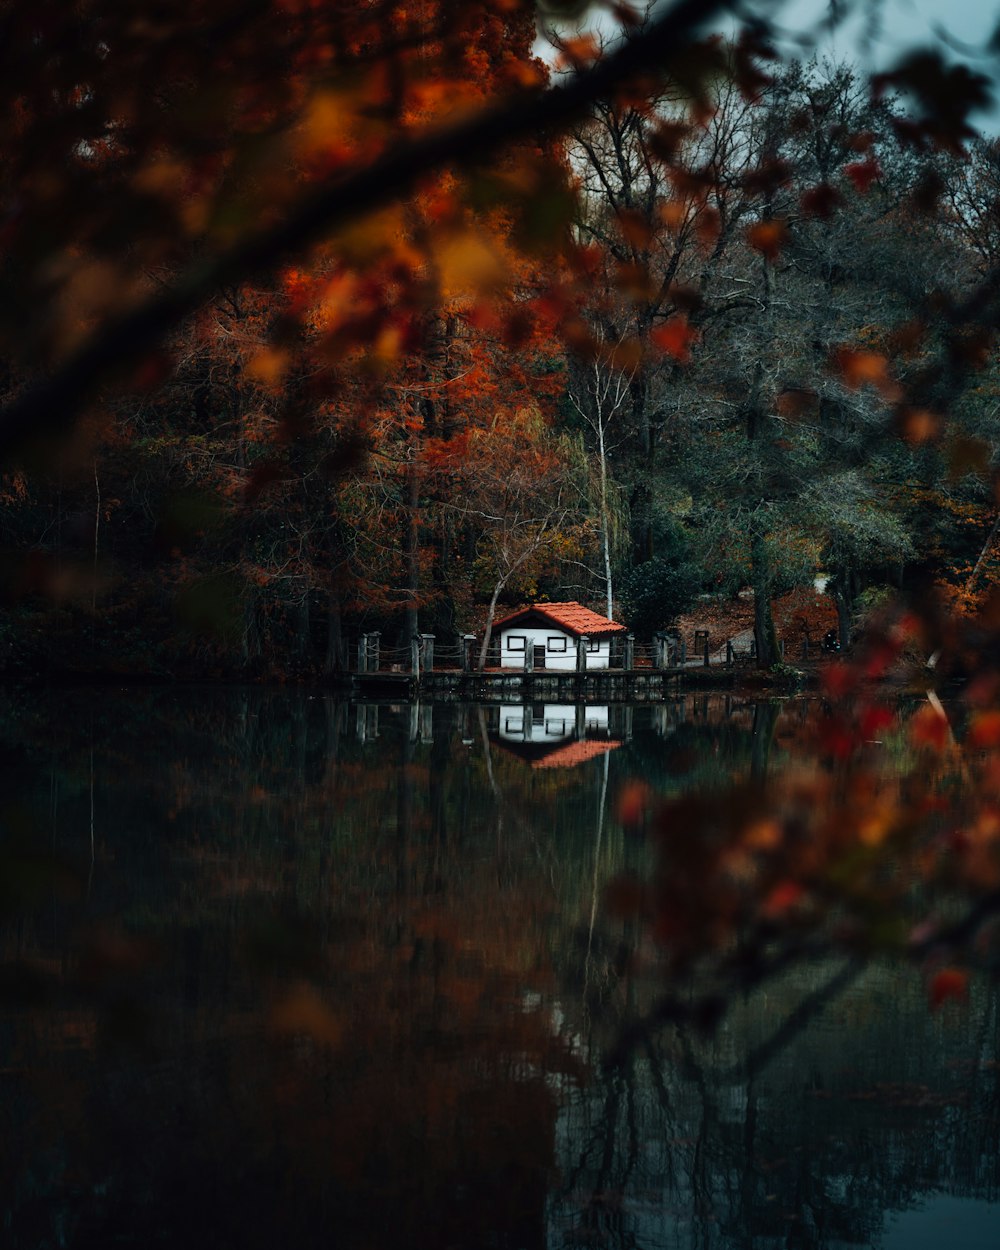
[545, 0, 1000, 127]
[769, 0, 998, 61]
[763, 0, 1000, 125]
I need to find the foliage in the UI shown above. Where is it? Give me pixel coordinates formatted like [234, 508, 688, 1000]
[616, 517, 701, 635]
[3, 0, 1000, 1072]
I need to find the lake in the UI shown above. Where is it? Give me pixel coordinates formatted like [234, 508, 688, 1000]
[1, 687, 998, 1248]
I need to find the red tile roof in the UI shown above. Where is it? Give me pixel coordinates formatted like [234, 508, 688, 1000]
[531, 739, 622, 770]
[492, 601, 627, 638]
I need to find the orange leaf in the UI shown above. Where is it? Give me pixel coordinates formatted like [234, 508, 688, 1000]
[928, 967, 968, 1010]
[617, 781, 649, 827]
[895, 407, 940, 445]
[831, 348, 900, 399]
[746, 219, 788, 261]
[557, 34, 600, 69]
[910, 704, 949, 751]
[245, 347, 290, 387]
[968, 711, 1000, 748]
[269, 983, 343, 1046]
[655, 198, 690, 231]
[651, 315, 698, 362]
[616, 208, 655, 249]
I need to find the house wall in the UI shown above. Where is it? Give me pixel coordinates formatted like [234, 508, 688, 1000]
[498, 704, 610, 742]
[498, 626, 612, 670]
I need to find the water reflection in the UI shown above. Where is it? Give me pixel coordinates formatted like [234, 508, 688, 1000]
[0, 689, 997, 1248]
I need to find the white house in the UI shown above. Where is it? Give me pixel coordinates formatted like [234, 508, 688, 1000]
[492, 601, 628, 670]
[491, 703, 620, 769]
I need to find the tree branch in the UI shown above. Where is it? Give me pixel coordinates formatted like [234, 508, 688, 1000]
[0, 0, 729, 463]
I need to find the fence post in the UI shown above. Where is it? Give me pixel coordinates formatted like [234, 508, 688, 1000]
[420, 633, 435, 672]
[624, 633, 635, 671]
[576, 635, 588, 674]
[410, 635, 421, 678]
[461, 633, 476, 672]
[368, 631, 380, 673]
[652, 632, 664, 670]
[357, 634, 368, 674]
[726, 639, 734, 667]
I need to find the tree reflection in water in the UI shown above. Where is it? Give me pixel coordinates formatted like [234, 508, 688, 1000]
[0, 689, 997, 1248]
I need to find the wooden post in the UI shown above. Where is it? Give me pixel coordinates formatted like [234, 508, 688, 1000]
[357, 634, 368, 674]
[704, 635, 711, 666]
[575, 704, 585, 737]
[726, 639, 734, 667]
[653, 632, 665, 670]
[524, 643, 534, 674]
[576, 635, 588, 674]
[410, 636, 421, 678]
[368, 631, 380, 673]
[680, 638, 687, 666]
[461, 633, 476, 672]
[420, 633, 435, 672]
[624, 633, 635, 671]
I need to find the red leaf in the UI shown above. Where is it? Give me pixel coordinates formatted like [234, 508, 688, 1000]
[859, 705, 894, 738]
[818, 716, 854, 760]
[800, 182, 843, 219]
[929, 967, 968, 1010]
[650, 315, 698, 363]
[762, 880, 804, 917]
[844, 158, 881, 193]
[821, 662, 859, 699]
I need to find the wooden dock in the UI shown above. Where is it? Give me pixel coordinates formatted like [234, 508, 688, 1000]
[343, 665, 736, 702]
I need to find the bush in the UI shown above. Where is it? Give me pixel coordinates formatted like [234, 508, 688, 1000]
[618, 544, 702, 638]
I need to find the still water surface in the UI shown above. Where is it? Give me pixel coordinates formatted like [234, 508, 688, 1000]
[1, 687, 998, 1248]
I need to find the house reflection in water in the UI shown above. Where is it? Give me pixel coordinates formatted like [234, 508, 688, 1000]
[488, 703, 625, 769]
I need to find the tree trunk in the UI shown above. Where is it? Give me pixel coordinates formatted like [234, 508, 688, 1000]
[402, 457, 420, 643]
[750, 700, 778, 781]
[325, 590, 343, 674]
[477, 580, 505, 672]
[597, 412, 613, 619]
[751, 535, 778, 668]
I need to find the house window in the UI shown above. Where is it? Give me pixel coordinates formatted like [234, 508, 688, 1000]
[507, 635, 526, 652]
[545, 718, 569, 736]
[504, 717, 524, 734]
[587, 640, 600, 652]
[547, 636, 567, 652]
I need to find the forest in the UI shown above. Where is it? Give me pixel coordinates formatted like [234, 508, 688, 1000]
[7, 8, 1000, 1245]
[3, 0, 1000, 679]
